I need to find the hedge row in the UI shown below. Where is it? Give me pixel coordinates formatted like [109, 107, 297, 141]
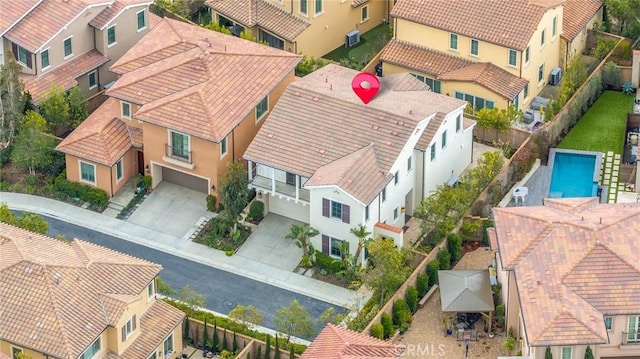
[54, 171, 108, 208]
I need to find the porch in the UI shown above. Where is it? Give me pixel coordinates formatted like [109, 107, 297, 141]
[250, 175, 310, 202]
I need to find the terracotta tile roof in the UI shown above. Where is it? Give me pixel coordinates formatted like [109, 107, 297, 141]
[561, 0, 602, 41]
[0, 222, 161, 359]
[391, 0, 559, 51]
[89, 0, 151, 29]
[0, 0, 41, 35]
[206, 0, 310, 41]
[5, 0, 115, 52]
[107, 17, 300, 143]
[20, 49, 109, 103]
[305, 144, 393, 204]
[56, 97, 137, 165]
[492, 198, 640, 346]
[381, 40, 527, 100]
[301, 324, 398, 359]
[243, 64, 466, 201]
[415, 112, 445, 149]
[374, 222, 403, 234]
[352, 0, 369, 7]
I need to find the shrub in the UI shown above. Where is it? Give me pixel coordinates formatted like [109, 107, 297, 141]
[142, 175, 152, 189]
[314, 250, 344, 273]
[348, 297, 379, 332]
[426, 260, 439, 287]
[503, 336, 516, 354]
[247, 200, 264, 222]
[416, 273, 429, 298]
[392, 299, 411, 327]
[495, 303, 505, 328]
[206, 195, 217, 211]
[405, 286, 418, 313]
[381, 313, 394, 339]
[447, 233, 462, 265]
[369, 323, 384, 339]
[53, 172, 108, 208]
[437, 248, 451, 270]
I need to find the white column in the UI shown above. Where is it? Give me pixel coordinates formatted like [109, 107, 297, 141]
[295, 175, 300, 200]
[248, 160, 253, 181]
[271, 167, 276, 193]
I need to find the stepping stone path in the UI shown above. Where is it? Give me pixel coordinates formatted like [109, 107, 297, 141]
[601, 151, 622, 203]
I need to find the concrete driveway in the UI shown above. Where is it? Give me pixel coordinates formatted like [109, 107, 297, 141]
[236, 213, 304, 271]
[127, 182, 213, 238]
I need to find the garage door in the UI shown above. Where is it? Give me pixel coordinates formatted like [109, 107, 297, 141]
[161, 166, 209, 193]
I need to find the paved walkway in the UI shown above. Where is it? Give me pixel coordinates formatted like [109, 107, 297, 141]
[0, 192, 358, 308]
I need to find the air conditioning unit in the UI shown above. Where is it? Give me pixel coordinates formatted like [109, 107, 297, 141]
[549, 67, 562, 86]
[346, 30, 360, 47]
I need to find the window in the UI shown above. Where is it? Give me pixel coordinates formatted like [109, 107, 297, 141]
[393, 206, 399, 222]
[88, 71, 97, 90]
[508, 49, 517, 66]
[361, 5, 369, 22]
[64, 37, 73, 57]
[147, 281, 155, 299]
[430, 143, 436, 161]
[524, 83, 529, 99]
[330, 237, 346, 258]
[256, 95, 268, 121]
[628, 316, 640, 343]
[470, 39, 479, 56]
[41, 49, 49, 69]
[148, 354, 157, 359]
[80, 162, 96, 184]
[171, 131, 190, 159]
[286, 172, 296, 186]
[454, 91, 495, 111]
[314, 0, 322, 15]
[538, 64, 545, 82]
[410, 73, 441, 93]
[365, 205, 370, 222]
[525, 46, 530, 64]
[122, 315, 137, 340]
[331, 200, 342, 220]
[322, 198, 350, 223]
[449, 33, 458, 50]
[407, 156, 412, 171]
[540, 29, 545, 47]
[11, 347, 23, 359]
[441, 130, 447, 149]
[258, 30, 284, 50]
[163, 334, 174, 355]
[13, 44, 32, 68]
[456, 114, 461, 132]
[79, 338, 101, 359]
[115, 158, 123, 182]
[561, 347, 572, 359]
[107, 25, 116, 46]
[604, 316, 613, 331]
[382, 187, 386, 202]
[137, 10, 146, 31]
[121, 101, 131, 118]
[300, 0, 307, 15]
[552, 16, 557, 37]
[220, 136, 228, 157]
[394, 171, 399, 185]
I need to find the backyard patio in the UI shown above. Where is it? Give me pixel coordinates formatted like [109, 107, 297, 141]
[322, 24, 391, 67]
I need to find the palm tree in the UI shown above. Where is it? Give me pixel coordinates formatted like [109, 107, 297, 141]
[350, 224, 371, 266]
[285, 224, 319, 265]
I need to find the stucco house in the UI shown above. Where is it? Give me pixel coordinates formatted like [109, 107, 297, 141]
[56, 17, 300, 198]
[243, 64, 475, 263]
[379, 0, 602, 111]
[488, 197, 640, 359]
[0, 0, 160, 104]
[205, 0, 392, 58]
[0, 222, 185, 359]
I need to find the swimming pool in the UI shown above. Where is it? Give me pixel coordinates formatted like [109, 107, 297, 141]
[548, 149, 602, 198]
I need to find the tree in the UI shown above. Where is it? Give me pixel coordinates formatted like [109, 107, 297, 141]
[545, 346, 552, 359]
[381, 313, 393, 339]
[256, 345, 262, 359]
[0, 203, 18, 226]
[203, 20, 232, 35]
[350, 224, 371, 266]
[584, 345, 594, 359]
[285, 223, 319, 267]
[179, 284, 206, 315]
[18, 213, 48, 235]
[362, 238, 412, 303]
[39, 85, 70, 133]
[11, 111, 56, 175]
[605, 0, 640, 37]
[426, 260, 439, 287]
[416, 272, 429, 298]
[295, 55, 327, 77]
[370, 323, 384, 339]
[218, 162, 249, 232]
[319, 307, 346, 326]
[156, 276, 176, 296]
[602, 61, 621, 89]
[274, 299, 315, 341]
[437, 248, 451, 270]
[203, 318, 210, 348]
[0, 56, 25, 149]
[447, 233, 463, 266]
[228, 305, 264, 327]
[183, 317, 191, 344]
[212, 322, 219, 353]
[405, 286, 418, 313]
[222, 329, 228, 351]
[264, 335, 271, 359]
[67, 86, 87, 128]
[273, 334, 280, 359]
[232, 331, 238, 353]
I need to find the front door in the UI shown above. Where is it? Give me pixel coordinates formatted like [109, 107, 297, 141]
[137, 151, 144, 175]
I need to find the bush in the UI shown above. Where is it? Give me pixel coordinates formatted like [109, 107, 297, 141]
[381, 313, 394, 339]
[437, 248, 451, 270]
[348, 297, 379, 332]
[416, 273, 429, 298]
[142, 175, 152, 189]
[405, 286, 418, 313]
[206, 195, 217, 211]
[495, 303, 505, 328]
[247, 200, 264, 222]
[53, 172, 108, 208]
[447, 233, 462, 265]
[426, 260, 439, 287]
[369, 323, 384, 339]
[314, 250, 344, 273]
[0, 145, 13, 167]
[392, 299, 411, 327]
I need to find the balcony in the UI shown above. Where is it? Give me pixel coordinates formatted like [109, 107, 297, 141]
[622, 331, 640, 346]
[165, 144, 192, 164]
[250, 175, 310, 202]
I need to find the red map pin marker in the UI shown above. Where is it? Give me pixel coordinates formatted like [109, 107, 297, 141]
[351, 72, 380, 104]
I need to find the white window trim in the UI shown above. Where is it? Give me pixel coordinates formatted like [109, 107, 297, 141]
[470, 39, 479, 57]
[299, 0, 308, 16]
[124, 317, 135, 339]
[10, 345, 23, 358]
[552, 16, 557, 39]
[508, 49, 517, 68]
[329, 236, 345, 259]
[407, 156, 412, 172]
[523, 83, 530, 100]
[136, 9, 146, 32]
[393, 206, 399, 223]
[441, 130, 447, 150]
[115, 158, 123, 182]
[107, 24, 117, 48]
[524, 46, 530, 66]
[394, 171, 399, 186]
[41, 48, 50, 71]
[540, 29, 546, 49]
[604, 316, 613, 331]
[220, 136, 228, 158]
[314, 0, 323, 17]
[63, 36, 73, 59]
[147, 281, 155, 302]
[360, 5, 369, 23]
[121, 101, 131, 119]
[538, 63, 545, 85]
[79, 160, 97, 185]
[365, 204, 370, 222]
[561, 347, 572, 359]
[255, 95, 269, 123]
[88, 71, 98, 90]
[382, 187, 387, 202]
[163, 333, 174, 356]
[168, 130, 191, 158]
[449, 33, 458, 51]
[16, 45, 29, 67]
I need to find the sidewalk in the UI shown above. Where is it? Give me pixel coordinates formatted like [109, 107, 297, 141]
[0, 192, 362, 309]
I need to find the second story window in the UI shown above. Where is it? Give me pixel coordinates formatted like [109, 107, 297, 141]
[449, 33, 458, 50]
[365, 205, 370, 221]
[508, 49, 517, 67]
[108, 25, 116, 46]
[314, 0, 322, 15]
[220, 136, 228, 157]
[538, 63, 545, 82]
[121, 101, 131, 118]
[300, 0, 307, 15]
[456, 114, 461, 132]
[121, 315, 137, 341]
[147, 281, 155, 300]
[407, 156, 412, 171]
[41, 49, 50, 69]
[430, 143, 436, 161]
[361, 5, 369, 22]
[170, 131, 190, 160]
[394, 171, 399, 185]
[322, 198, 350, 223]
[13, 44, 32, 69]
[64, 37, 73, 58]
[470, 39, 479, 56]
[552, 16, 557, 38]
[88, 71, 97, 90]
[540, 29, 545, 47]
[604, 316, 612, 331]
[382, 187, 386, 202]
[256, 95, 268, 122]
[137, 10, 146, 31]
[79, 338, 101, 359]
[525, 46, 530, 64]
[441, 130, 447, 149]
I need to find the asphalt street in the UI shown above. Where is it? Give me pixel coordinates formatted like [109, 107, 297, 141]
[35, 213, 340, 337]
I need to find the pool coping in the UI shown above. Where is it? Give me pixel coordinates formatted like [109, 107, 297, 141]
[548, 148, 603, 195]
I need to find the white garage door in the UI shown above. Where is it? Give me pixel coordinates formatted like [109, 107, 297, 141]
[269, 196, 310, 223]
[161, 166, 209, 193]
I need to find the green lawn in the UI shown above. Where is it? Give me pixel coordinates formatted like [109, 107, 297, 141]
[322, 24, 392, 63]
[558, 91, 632, 155]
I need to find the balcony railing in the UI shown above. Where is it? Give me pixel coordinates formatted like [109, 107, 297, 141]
[165, 144, 192, 164]
[250, 175, 310, 202]
[622, 331, 640, 345]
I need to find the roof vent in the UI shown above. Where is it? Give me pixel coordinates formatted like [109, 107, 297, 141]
[318, 149, 326, 154]
[29, 333, 38, 340]
[294, 91, 300, 96]
[378, 115, 384, 120]
[409, 109, 413, 115]
[52, 273, 61, 285]
[24, 267, 33, 274]
[391, 131, 399, 136]
[136, 91, 143, 96]
[312, 97, 319, 102]
[397, 121, 405, 126]
[266, 133, 275, 138]
[385, 141, 392, 146]
[371, 125, 379, 130]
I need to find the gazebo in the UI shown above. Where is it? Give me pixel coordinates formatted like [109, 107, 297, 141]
[438, 269, 495, 335]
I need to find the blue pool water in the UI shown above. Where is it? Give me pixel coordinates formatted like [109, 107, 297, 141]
[549, 152, 598, 198]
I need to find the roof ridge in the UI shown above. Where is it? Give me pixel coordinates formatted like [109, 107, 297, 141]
[196, 89, 219, 140]
[41, 264, 75, 358]
[394, 39, 476, 67]
[594, 241, 640, 276]
[136, 82, 207, 118]
[597, 205, 640, 231]
[510, 222, 557, 267]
